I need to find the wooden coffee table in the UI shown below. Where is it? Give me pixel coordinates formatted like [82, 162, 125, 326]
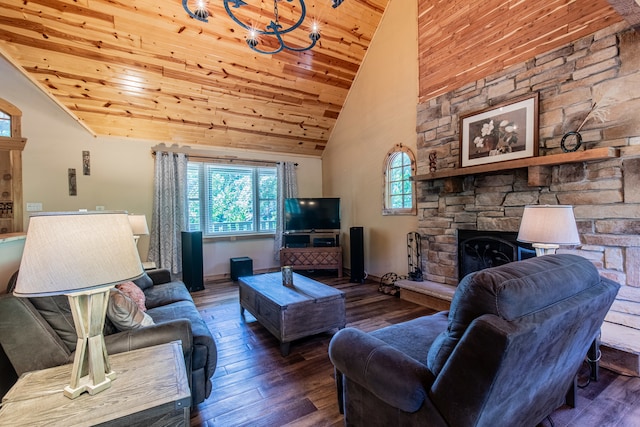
[239, 272, 346, 356]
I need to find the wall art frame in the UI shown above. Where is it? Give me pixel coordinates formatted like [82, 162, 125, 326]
[459, 93, 539, 168]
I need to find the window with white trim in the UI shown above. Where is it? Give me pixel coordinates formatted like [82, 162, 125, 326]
[382, 144, 417, 216]
[187, 161, 277, 236]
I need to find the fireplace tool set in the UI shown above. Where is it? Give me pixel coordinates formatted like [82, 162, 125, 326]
[379, 232, 423, 295]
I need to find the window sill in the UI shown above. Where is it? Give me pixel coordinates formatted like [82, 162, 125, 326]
[202, 233, 275, 243]
[382, 208, 417, 216]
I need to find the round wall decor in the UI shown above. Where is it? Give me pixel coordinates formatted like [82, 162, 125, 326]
[561, 131, 582, 152]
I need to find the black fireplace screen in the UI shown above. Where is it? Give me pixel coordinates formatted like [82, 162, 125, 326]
[458, 230, 535, 279]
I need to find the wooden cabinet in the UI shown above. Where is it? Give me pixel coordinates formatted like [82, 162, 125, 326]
[280, 246, 343, 277]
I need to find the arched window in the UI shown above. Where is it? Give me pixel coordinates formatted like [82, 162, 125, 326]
[0, 111, 11, 137]
[382, 144, 416, 216]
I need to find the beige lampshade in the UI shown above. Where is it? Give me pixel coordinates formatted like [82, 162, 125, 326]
[517, 205, 581, 246]
[14, 211, 144, 297]
[128, 214, 149, 236]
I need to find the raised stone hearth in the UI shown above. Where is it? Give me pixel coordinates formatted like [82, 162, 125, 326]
[395, 279, 455, 311]
[601, 286, 640, 376]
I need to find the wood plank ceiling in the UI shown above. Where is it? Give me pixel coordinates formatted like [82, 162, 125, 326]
[0, 0, 388, 156]
[417, 0, 626, 103]
[0, 1, 633, 157]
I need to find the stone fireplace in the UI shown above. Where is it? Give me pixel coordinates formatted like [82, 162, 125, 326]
[457, 230, 535, 279]
[410, 25, 640, 376]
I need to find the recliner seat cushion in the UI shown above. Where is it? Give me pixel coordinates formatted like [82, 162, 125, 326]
[427, 254, 601, 376]
[370, 311, 449, 363]
[146, 300, 216, 374]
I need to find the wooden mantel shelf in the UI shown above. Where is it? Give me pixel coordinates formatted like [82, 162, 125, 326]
[413, 147, 620, 186]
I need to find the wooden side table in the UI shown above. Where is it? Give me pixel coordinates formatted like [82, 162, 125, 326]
[0, 341, 191, 426]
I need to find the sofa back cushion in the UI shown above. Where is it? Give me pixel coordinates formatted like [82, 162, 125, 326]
[133, 272, 154, 291]
[29, 295, 78, 351]
[426, 254, 601, 376]
[28, 292, 122, 352]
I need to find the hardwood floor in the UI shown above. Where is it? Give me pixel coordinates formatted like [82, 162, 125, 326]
[190, 272, 640, 427]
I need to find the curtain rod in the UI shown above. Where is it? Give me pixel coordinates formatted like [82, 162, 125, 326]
[151, 145, 297, 166]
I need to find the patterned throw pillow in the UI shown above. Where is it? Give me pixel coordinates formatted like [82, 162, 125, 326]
[116, 281, 147, 312]
[107, 289, 154, 331]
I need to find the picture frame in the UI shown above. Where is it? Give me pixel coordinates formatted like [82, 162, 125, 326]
[459, 93, 539, 168]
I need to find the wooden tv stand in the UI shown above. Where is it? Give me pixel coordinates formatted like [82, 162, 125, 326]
[280, 246, 343, 277]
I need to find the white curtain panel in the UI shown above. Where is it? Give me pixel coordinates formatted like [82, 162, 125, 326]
[273, 162, 298, 260]
[148, 152, 188, 274]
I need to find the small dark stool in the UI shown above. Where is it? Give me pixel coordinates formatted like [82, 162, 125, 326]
[230, 257, 253, 281]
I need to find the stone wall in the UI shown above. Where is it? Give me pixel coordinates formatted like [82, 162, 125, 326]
[415, 22, 640, 290]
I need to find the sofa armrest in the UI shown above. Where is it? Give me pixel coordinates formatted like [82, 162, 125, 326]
[104, 319, 193, 359]
[328, 327, 435, 413]
[145, 268, 172, 286]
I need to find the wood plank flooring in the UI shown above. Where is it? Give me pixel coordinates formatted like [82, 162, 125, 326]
[190, 272, 640, 427]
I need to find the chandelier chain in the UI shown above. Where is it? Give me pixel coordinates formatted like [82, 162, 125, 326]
[274, 0, 279, 25]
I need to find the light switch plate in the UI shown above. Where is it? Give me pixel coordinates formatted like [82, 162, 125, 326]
[26, 202, 42, 212]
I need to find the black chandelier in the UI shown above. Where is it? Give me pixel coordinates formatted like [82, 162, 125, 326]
[183, 0, 344, 54]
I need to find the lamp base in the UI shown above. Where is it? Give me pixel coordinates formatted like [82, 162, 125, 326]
[64, 285, 116, 399]
[64, 370, 116, 399]
[532, 243, 559, 257]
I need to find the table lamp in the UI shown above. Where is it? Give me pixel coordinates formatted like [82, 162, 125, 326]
[128, 213, 149, 246]
[517, 205, 581, 256]
[13, 211, 143, 399]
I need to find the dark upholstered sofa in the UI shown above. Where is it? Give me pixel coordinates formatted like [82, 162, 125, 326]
[0, 268, 217, 405]
[329, 254, 620, 427]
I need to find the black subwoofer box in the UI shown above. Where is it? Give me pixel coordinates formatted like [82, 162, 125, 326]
[230, 257, 253, 281]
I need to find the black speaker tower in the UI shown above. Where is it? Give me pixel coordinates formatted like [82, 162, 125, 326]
[182, 231, 204, 292]
[350, 226, 365, 283]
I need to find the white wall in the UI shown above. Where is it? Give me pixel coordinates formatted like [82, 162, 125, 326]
[322, 0, 419, 278]
[0, 234, 24, 288]
[0, 56, 323, 279]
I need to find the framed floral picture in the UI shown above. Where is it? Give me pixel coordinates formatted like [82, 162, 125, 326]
[459, 93, 539, 168]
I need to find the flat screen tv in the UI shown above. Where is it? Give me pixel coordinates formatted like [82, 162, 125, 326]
[284, 198, 340, 232]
